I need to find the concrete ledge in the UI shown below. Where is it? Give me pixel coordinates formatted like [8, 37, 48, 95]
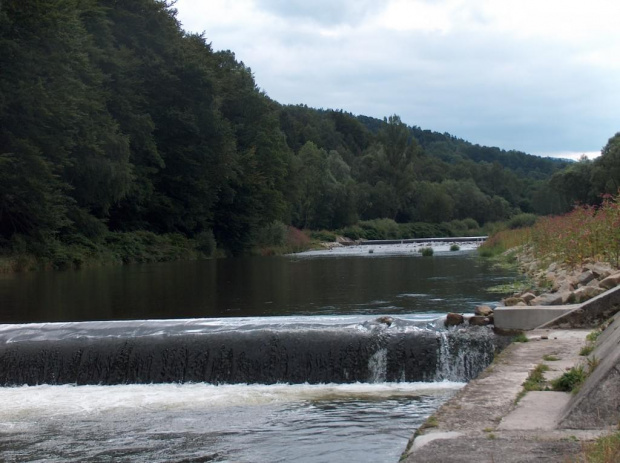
[494, 306, 576, 330]
[539, 285, 620, 329]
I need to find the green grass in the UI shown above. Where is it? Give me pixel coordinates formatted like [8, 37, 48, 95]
[580, 345, 595, 356]
[543, 354, 560, 361]
[586, 329, 602, 343]
[513, 333, 529, 343]
[425, 416, 438, 428]
[576, 431, 620, 463]
[486, 281, 531, 294]
[551, 366, 587, 394]
[516, 363, 549, 403]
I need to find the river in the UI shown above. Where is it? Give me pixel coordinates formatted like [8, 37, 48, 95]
[0, 245, 517, 462]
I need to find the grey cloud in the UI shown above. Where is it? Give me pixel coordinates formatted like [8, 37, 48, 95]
[184, 1, 619, 156]
[256, 0, 384, 26]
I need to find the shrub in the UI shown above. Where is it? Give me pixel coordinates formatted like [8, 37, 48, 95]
[508, 213, 538, 229]
[254, 221, 287, 247]
[420, 247, 434, 256]
[286, 226, 311, 252]
[463, 218, 480, 231]
[195, 230, 217, 257]
[309, 230, 337, 242]
[551, 366, 587, 393]
[450, 244, 460, 251]
[358, 218, 400, 240]
[478, 228, 530, 258]
[338, 225, 365, 240]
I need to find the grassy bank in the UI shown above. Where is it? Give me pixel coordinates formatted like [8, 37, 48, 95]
[479, 193, 620, 270]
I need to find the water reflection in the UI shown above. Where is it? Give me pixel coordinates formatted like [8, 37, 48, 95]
[0, 252, 517, 323]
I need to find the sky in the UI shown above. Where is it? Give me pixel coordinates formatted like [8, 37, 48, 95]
[174, 0, 620, 160]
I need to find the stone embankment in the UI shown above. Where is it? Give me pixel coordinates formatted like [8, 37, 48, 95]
[444, 253, 620, 331]
[504, 256, 620, 308]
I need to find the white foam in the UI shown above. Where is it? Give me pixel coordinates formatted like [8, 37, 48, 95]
[0, 382, 464, 419]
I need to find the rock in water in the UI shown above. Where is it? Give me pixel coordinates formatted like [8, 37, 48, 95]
[445, 313, 464, 327]
[475, 305, 493, 316]
[376, 316, 394, 326]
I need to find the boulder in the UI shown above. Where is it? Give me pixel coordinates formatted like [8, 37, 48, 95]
[573, 286, 606, 303]
[521, 292, 536, 304]
[474, 305, 494, 316]
[556, 281, 575, 293]
[531, 293, 565, 306]
[376, 316, 394, 326]
[562, 292, 576, 304]
[577, 270, 596, 287]
[468, 316, 492, 326]
[445, 313, 464, 327]
[585, 263, 613, 279]
[503, 297, 523, 307]
[599, 272, 620, 290]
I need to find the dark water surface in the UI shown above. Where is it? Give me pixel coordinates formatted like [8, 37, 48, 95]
[0, 251, 516, 323]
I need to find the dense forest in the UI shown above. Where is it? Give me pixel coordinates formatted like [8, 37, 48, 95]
[1, 0, 618, 267]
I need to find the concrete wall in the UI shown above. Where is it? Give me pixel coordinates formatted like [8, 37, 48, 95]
[541, 285, 620, 329]
[559, 310, 620, 429]
[494, 306, 575, 331]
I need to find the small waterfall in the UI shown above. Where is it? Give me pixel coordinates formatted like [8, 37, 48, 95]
[367, 348, 388, 383]
[435, 326, 497, 382]
[0, 318, 504, 386]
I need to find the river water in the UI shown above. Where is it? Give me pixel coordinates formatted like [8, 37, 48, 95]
[0, 246, 517, 462]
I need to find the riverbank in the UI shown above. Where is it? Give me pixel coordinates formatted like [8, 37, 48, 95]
[402, 252, 620, 462]
[402, 327, 600, 462]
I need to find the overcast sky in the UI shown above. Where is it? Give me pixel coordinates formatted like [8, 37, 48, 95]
[174, 0, 620, 160]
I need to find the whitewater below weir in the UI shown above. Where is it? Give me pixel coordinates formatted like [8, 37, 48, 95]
[0, 381, 463, 462]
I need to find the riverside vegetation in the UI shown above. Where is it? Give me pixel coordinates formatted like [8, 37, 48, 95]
[478, 192, 620, 306]
[2, 0, 620, 272]
[479, 194, 620, 463]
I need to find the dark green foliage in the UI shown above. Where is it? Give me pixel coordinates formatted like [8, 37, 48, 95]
[546, 133, 620, 212]
[508, 213, 538, 229]
[309, 230, 338, 242]
[254, 221, 288, 247]
[420, 247, 434, 256]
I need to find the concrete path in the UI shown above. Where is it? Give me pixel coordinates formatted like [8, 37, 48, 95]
[402, 329, 605, 463]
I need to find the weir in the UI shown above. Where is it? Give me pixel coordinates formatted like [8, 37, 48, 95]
[0, 317, 501, 386]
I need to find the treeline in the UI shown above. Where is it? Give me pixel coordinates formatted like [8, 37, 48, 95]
[544, 134, 620, 213]
[0, 0, 607, 265]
